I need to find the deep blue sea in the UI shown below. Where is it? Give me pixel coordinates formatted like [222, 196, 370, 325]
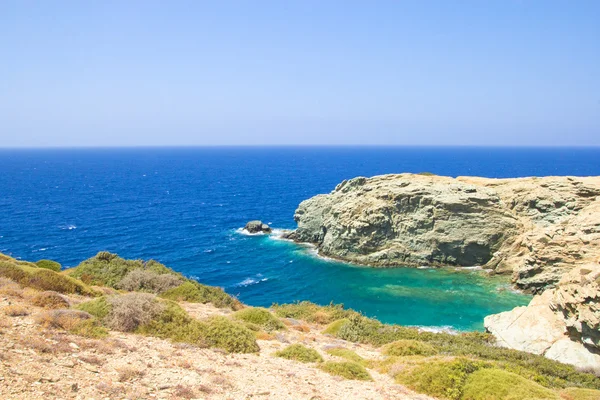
[2, 147, 599, 330]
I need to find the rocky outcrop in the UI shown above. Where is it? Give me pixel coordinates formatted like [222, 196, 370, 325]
[485, 264, 600, 372]
[291, 174, 600, 292]
[244, 220, 272, 234]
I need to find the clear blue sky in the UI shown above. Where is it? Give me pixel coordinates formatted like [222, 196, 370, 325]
[1, 1, 599, 146]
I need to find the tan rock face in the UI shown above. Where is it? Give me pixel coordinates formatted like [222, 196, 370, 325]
[485, 264, 600, 372]
[291, 174, 600, 292]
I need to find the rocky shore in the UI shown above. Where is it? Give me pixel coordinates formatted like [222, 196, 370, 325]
[284, 173, 600, 370]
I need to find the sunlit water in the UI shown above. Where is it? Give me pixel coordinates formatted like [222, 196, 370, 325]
[3, 147, 598, 330]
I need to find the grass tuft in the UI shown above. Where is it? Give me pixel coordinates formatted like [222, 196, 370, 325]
[325, 347, 364, 363]
[31, 291, 70, 309]
[382, 339, 437, 357]
[233, 307, 286, 332]
[275, 344, 323, 363]
[272, 301, 359, 325]
[35, 259, 61, 272]
[462, 368, 560, 400]
[320, 361, 372, 381]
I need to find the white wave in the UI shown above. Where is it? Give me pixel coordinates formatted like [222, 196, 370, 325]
[235, 227, 267, 236]
[203, 249, 214, 253]
[60, 224, 77, 230]
[235, 277, 269, 287]
[454, 265, 482, 271]
[415, 325, 459, 334]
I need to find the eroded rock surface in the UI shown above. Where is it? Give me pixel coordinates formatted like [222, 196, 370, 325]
[291, 174, 600, 292]
[485, 264, 600, 372]
[244, 220, 272, 234]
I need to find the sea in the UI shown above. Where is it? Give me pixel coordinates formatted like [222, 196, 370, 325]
[1, 146, 599, 331]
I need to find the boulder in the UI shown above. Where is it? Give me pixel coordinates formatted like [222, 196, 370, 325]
[244, 220, 272, 234]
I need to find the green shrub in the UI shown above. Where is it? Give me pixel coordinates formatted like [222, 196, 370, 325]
[76, 297, 111, 320]
[272, 301, 359, 324]
[396, 358, 489, 400]
[275, 344, 323, 363]
[0, 261, 96, 296]
[560, 387, 600, 400]
[462, 368, 559, 400]
[202, 316, 259, 353]
[320, 361, 372, 381]
[233, 307, 285, 332]
[325, 347, 364, 363]
[36, 260, 61, 272]
[160, 281, 236, 309]
[68, 252, 158, 287]
[382, 340, 437, 357]
[323, 318, 350, 335]
[138, 301, 208, 346]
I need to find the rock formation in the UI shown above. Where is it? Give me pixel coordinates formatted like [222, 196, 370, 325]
[485, 264, 600, 372]
[244, 220, 272, 234]
[290, 173, 600, 293]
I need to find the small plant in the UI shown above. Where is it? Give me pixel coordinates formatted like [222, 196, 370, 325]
[31, 291, 70, 309]
[35, 309, 107, 337]
[160, 281, 237, 309]
[117, 269, 182, 293]
[233, 307, 286, 332]
[3, 304, 29, 316]
[77, 296, 111, 319]
[382, 340, 437, 357]
[173, 384, 196, 399]
[275, 344, 323, 363]
[325, 347, 364, 363]
[320, 361, 372, 381]
[462, 368, 559, 400]
[36, 259, 61, 272]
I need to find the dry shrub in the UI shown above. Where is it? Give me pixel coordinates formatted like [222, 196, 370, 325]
[31, 291, 70, 309]
[211, 375, 234, 389]
[117, 269, 182, 293]
[256, 331, 275, 340]
[197, 384, 213, 394]
[106, 293, 164, 332]
[173, 384, 196, 399]
[96, 381, 125, 396]
[292, 324, 311, 332]
[36, 309, 92, 330]
[117, 366, 146, 382]
[25, 336, 56, 354]
[3, 304, 29, 316]
[177, 359, 193, 369]
[0, 278, 23, 298]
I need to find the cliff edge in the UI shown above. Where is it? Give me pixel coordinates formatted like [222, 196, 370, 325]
[289, 173, 600, 293]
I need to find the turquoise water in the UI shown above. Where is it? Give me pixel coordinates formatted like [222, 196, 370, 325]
[4, 147, 595, 330]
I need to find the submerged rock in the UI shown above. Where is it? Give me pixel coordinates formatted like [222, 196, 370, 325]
[244, 220, 272, 234]
[485, 264, 600, 372]
[290, 173, 600, 292]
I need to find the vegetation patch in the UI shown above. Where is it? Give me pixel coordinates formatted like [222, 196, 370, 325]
[272, 301, 359, 324]
[35, 309, 108, 338]
[233, 307, 286, 332]
[320, 361, 372, 381]
[560, 387, 600, 400]
[35, 259, 61, 272]
[105, 293, 165, 332]
[31, 291, 71, 309]
[462, 368, 559, 400]
[325, 347, 364, 363]
[117, 268, 183, 293]
[275, 344, 323, 363]
[160, 281, 237, 309]
[0, 261, 96, 295]
[323, 318, 350, 335]
[77, 296, 111, 320]
[382, 339, 437, 357]
[201, 316, 259, 353]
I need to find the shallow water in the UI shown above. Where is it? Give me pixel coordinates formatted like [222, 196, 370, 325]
[3, 147, 598, 329]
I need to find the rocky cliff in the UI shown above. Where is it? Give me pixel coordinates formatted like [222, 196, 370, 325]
[484, 264, 600, 372]
[288, 173, 600, 293]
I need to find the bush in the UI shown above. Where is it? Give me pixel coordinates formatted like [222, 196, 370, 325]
[117, 269, 183, 293]
[320, 361, 372, 381]
[382, 340, 437, 357]
[233, 307, 286, 332]
[31, 291, 70, 309]
[462, 369, 559, 400]
[36, 260, 61, 272]
[202, 316, 259, 353]
[160, 281, 237, 309]
[396, 358, 489, 400]
[3, 305, 29, 316]
[105, 293, 164, 332]
[68, 252, 174, 287]
[272, 301, 359, 324]
[137, 300, 207, 346]
[325, 347, 364, 363]
[323, 318, 350, 335]
[275, 344, 323, 363]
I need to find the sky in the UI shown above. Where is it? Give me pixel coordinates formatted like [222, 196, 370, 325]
[0, 1, 599, 147]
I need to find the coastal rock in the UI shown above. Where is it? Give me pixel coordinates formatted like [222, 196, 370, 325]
[485, 264, 600, 371]
[291, 173, 600, 292]
[244, 220, 272, 234]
